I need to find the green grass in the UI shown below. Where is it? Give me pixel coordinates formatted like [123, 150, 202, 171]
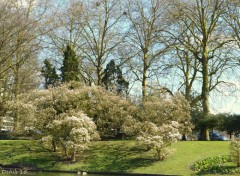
[0, 140, 231, 175]
[133, 141, 230, 175]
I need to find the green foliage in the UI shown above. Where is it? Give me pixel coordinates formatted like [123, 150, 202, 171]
[102, 60, 129, 96]
[191, 155, 240, 174]
[193, 113, 240, 139]
[192, 113, 222, 130]
[41, 59, 59, 89]
[222, 114, 240, 135]
[61, 45, 80, 83]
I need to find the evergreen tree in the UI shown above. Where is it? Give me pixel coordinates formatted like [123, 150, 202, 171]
[116, 66, 129, 95]
[102, 60, 129, 95]
[102, 60, 116, 91]
[41, 59, 59, 89]
[61, 44, 79, 83]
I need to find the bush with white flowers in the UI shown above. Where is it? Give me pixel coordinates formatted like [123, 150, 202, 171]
[123, 93, 191, 160]
[135, 121, 180, 160]
[42, 111, 99, 161]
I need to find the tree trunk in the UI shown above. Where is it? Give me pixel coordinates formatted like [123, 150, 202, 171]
[238, 149, 240, 167]
[13, 61, 20, 133]
[201, 45, 210, 141]
[142, 51, 148, 98]
[200, 128, 209, 141]
[52, 139, 57, 152]
[156, 148, 161, 161]
[71, 151, 76, 162]
[97, 62, 103, 86]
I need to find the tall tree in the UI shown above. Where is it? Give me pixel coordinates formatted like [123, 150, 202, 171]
[171, 0, 234, 140]
[75, 0, 126, 85]
[0, 0, 52, 132]
[61, 44, 80, 83]
[41, 59, 59, 89]
[125, 0, 171, 98]
[102, 60, 129, 96]
[46, 0, 94, 85]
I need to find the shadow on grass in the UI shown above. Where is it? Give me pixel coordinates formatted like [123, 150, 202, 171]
[0, 141, 62, 170]
[0, 140, 158, 173]
[83, 141, 157, 172]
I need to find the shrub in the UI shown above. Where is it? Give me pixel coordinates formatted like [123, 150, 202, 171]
[136, 121, 180, 160]
[230, 140, 240, 167]
[41, 111, 99, 161]
[7, 83, 135, 139]
[123, 93, 191, 160]
[190, 155, 240, 174]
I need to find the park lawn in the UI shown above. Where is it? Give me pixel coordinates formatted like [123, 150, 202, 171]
[0, 140, 231, 175]
[133, 141, 230, 175]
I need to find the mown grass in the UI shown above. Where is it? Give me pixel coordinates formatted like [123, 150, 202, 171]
[0, 140, 231, 175]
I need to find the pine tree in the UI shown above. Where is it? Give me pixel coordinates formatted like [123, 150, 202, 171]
[41, 59, 59, 89]
[116, 66, 129, 95]
[102, 60, 129, 95]
[61, 44, 79, 83]
[102, 60, 116, 91]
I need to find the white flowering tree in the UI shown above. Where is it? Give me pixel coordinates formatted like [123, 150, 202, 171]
[137, 121, 180, 160]
[123, 93, 192, 160]
[7, 82, 134, 140]
[42, 111, 99, 161]
[139, 93, 192, 132]
[76, 86, 136, 138]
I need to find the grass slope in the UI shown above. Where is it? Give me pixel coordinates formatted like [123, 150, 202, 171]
[0, 140, 230, 175]
[133, 141, 230, 175]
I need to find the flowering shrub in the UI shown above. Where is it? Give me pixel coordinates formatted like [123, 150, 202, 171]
[75, 86, 136, 138]
[123, 93, 191, 160]
[7, 83, 134, 138]
[41, 111, 99, 161]
[136, 121, 180, 160]
[139, 93, 192, 135]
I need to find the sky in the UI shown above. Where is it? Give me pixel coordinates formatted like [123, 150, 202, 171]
[210, 81, 240, 114]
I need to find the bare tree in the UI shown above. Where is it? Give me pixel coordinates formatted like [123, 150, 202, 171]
[76, 0, 126, 85]
[225, 0, 240, 49]
[0, 0, 53, 132]
[124, 0, 171, 98]
[46, 0, 126, 86]
[171, 0, 234, 140]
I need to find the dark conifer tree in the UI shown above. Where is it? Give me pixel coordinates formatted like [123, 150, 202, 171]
[102, 60, 129, 95]
[41, 59, 59, 89]
[61, 44, 79, 83]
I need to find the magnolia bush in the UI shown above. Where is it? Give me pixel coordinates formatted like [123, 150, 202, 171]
[76, 86, 136, 138]
[123, 93, 191, 160]
[7, 82, 134, 138]
[41, 111, 99, 161]
[135, 121, 180, 160]
[7, 82, 191, 161]
[139, 93, 193, 134]
[230, 140, 240, 167]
